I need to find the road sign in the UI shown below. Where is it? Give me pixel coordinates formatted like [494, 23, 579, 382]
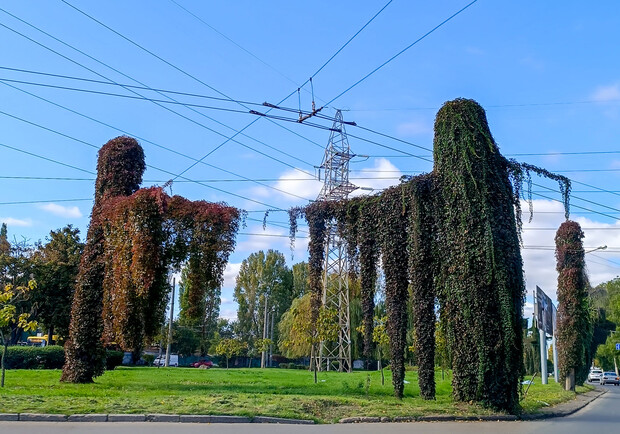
[616, 343, 620, 351]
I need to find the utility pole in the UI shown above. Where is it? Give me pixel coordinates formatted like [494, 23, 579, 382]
[261, 294, 269, 369]
[165, 277, 175, 367]
[315, 110, 356, 373]
[269, 306, 276, 367]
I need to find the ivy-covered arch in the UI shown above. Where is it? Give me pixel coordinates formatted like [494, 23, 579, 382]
[62, 136, 240, 383]
[290, 98, 571, 413]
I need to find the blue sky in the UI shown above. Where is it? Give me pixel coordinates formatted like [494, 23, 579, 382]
[1, 1, 619, 320]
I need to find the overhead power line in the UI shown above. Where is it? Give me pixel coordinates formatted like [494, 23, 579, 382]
[0, 105, 309, 208]
[325, 0, 479, 106]
[0, 8, 321, 173]
[0, 83, 314, 203]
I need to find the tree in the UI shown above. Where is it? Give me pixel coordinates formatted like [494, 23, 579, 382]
[556, 221, 593, 390]
[233, 250, 293, 351]
[32, 225, 83, 343]
[291, 262, 309, 298]
[278, 293, 313, 359]
[215, 338, 247, 369]
[0, 224, 36, 345]
[358, 315, 390, 386]
[178, 266, 220, 354]
[1, 281, 37, 387]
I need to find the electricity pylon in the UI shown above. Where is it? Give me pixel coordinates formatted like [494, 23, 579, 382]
[316, 110, 356, 372]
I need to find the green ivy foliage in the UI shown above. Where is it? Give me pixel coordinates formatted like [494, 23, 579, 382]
[291, 99, 568, 412]
[434, 99, 525, 412]
[377, 186, 409, 399]
[407, 174, 437, 400]
[555, 221, 591, 386]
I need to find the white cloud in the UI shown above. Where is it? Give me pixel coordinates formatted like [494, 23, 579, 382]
[222, 262, 241, 290]
[591, 83, 620, 102]
[0, 217, 32, 227]
[350, 158, 403, 195]
[219, 307, 238, 321]
[39, 203, 83, 218]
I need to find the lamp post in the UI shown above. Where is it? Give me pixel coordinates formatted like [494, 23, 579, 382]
[585, 245, 607, 254]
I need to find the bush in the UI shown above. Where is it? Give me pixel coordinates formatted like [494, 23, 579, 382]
[3, 345, 65, 369]
[105, 350, 124, 371]
[143, 354, 155, 366]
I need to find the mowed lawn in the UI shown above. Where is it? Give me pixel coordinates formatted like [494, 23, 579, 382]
[0, 367, 591, 423]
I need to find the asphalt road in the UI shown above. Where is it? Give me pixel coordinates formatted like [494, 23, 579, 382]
[1, 385, 618, 433]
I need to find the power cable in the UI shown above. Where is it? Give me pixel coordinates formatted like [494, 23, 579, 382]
[325, 0, 478, 106]
[0, 83, 314, 202]
[0, 8, 320, 173]
[169, 0, 395, 177]
[58, 0, 326, 169]
[0, 104, 308, 208]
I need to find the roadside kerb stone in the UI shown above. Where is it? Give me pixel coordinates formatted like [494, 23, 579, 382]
[19, 413, 68, 422]
[0, 414, 19, 421]
[253, 416, 314, 424]
[180, 415, 212, 423]
[107, 414, 146, 422]
[210, 415, 251, 423]
[147, 414, 180, 422]
[68, 414, 108, 422]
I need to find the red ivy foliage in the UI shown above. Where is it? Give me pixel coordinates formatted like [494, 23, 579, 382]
[62, 137, 240, 383]
[555, 220, 591, 386]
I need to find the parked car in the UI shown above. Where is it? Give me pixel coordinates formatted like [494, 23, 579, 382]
[153, 355, 179, 367]
[600, 372, 620, 386]
[588, 369, 603, 382]
[191, 360, 213, 369]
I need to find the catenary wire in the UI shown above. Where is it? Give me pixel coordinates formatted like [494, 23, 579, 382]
[0, 9, 321, 172]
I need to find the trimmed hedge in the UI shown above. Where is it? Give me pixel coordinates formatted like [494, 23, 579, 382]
[3, 346, 65, 369]
[2, 346, 124, 370]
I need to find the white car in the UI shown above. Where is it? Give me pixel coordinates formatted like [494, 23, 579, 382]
[153, 355, 179, 367]
[588, 369, 603, 382]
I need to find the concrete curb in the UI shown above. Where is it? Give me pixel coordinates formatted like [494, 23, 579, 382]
[67, 414, 108, 422]
[253, 416, 315, 424]
[0, 412, 314, 424]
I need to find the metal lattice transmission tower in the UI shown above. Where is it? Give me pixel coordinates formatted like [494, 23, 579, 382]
[316, 110, 357, 372]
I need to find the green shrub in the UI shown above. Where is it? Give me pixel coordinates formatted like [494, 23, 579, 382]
[3, 346, 65, 369]
[105, 351, 124, 371]
[143, 354, 155, 366]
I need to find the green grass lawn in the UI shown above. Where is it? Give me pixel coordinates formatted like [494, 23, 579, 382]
[0, 368, 591, 423]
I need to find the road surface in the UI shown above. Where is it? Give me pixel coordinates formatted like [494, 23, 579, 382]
[1, 385, 618, 433]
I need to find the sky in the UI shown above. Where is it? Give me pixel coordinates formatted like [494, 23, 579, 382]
[1, 1, 619, 322]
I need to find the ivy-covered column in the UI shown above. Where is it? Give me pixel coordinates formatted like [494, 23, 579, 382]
[378, 185, 409, 399]
[407, 174, 437, 400]
[62, 136, 145, 383]
[434, 99, 525, 412]
[555, 220, 591, 390]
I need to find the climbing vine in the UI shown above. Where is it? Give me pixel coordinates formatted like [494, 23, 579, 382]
[62, 136, 240, 383]
[377, 185, 409, 399]
[555, 221, 591, 388]
[434, 99, 525, 412]
[293, 98, 571, 412]
[407, 174, 436, 400]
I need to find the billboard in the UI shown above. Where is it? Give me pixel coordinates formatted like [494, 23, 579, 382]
[535, 286, 554, 337]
